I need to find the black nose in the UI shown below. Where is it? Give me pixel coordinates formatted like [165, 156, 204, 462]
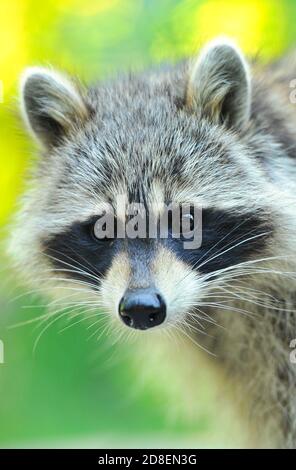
[119, 288, 166, 330]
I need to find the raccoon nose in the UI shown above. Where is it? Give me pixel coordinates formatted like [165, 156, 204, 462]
[119, 289, 166, 330]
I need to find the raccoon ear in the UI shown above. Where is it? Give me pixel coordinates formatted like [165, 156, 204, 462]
[20, 67, 89, 148]
[187, 38, 251, 130]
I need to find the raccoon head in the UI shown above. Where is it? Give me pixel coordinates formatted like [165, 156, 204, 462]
[12, 38, 274, 333]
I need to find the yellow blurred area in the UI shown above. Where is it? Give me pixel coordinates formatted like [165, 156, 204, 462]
[196, 0, 285, 56]
[0, 1, 27, 90]
[0, 1, 27, 225]
[60, 0, 122, 16]
[0, 0, 293, 225]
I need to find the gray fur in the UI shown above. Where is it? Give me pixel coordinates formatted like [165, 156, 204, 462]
[9, 39, 296, 448]
[20, 67, 88, 148]
[187, 37, 251, 129]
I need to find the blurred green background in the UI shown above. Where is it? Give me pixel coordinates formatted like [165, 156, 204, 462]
[0, 0, 295, 448]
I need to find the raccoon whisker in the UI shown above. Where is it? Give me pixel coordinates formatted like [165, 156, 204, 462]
[44, 250, 101, 278]
[197, 231, 273, 273]
[171, 323, 216, 357]
[33, 305, 89, 331]
[217, 285, 296, 313]
[187, 308, 222, 328]
[28, 275, 98, 291]
[86, 317, 107, 331]
[8, 303, 89, 329]
[202, 292, 280, 312]
[200, 293, 247, 301]
[117, 327, 131, 345]
[190, 307, 218, 324]
[154, 325, 180, 351]
[176, 236, 279, 291]
[188, 316, 206, 329]
[8, 288, 54, 304]
[181, 310, 206, 329]
[20, 303, 77, 310]
[21, 299, 104, 310]
[47, 293, 105, 307]
[193, 219, 265, 271]
[42, 253, 102, 283]
[7, 309, 70, 329]
[195, 262, 296, 293]
[37, 267, 101, 284]
[128, 329, 140, 345]
[167, 326, 182, 348]
[32, 303, 104, 344]
[119, 327, 132, 344]
[182, 320, 210, 336]
[58, 310, 105, 333]
[9, 283, 102, 304]
[192, 309, 225, 331]
[39, 296, 98, 314]
[98, 321, 118, 343]
[105, 321, 114, 338]
[184, 317, 206, 331]
[66, 244, 106, 278]
[86, 318, 109, 341]
[44, 289, 103, 307]
[110, 325, 129, 346]
[220, 256, 295, 283]
[87, 315, 108, 341]
[60, 305, 92, 321]
[175, 315, 207, 336]
[188, 227, 269, 280]
[33, 307, 87, 353]
[223, 281, 280, 301]
[201, 255, 296, 281]
[217, 282, 279, 302]
[223, 285, 282, 306]
[219, 267, 294, 281]
[208, 269, 296, 302]
[203, 273, 295, 312]
[49, 247, 108, 285]
[198, 301, 257, 318]
[201, 298, 258, 315]
[30, 300, 104, 332]
[202, 282, 278, 305]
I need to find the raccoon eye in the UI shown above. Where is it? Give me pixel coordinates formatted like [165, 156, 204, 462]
[181, 213, 194, 235]
[92, 215, 116, 241]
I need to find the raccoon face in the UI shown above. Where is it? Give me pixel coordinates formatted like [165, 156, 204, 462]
[15, 38, 273, 332]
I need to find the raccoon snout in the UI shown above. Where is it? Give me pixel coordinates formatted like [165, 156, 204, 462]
[118, 288, 166, 330]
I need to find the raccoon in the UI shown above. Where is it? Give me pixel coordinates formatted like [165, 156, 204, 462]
[9, 37, 296, 448]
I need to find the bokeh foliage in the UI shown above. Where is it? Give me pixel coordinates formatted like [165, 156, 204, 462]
[0, 0, 295, 447]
